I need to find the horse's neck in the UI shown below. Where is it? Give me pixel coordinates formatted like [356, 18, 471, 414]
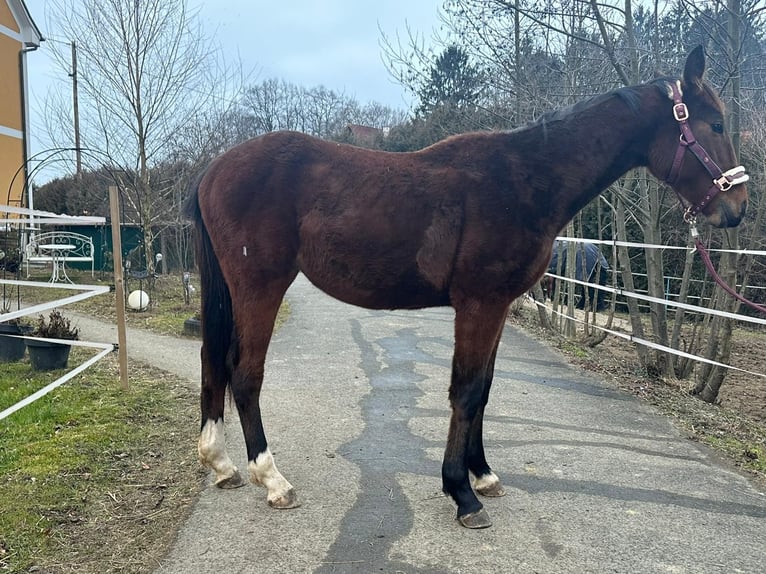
[517, 84, 664, 231]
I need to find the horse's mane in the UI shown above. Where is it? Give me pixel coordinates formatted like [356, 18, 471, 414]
[422, 75, 724, 152]
[532, 80, 672, 128]
[421, 82, 664, 153]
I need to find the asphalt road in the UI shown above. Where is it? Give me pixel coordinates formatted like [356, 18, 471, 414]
[77, 274, 766, 574]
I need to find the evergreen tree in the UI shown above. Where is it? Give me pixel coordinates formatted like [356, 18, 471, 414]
[416, 45, 484, 116]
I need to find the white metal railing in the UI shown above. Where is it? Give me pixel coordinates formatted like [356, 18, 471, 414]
[0, 206, 112, 422]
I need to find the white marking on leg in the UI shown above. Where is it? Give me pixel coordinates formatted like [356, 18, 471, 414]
[249, 448, 295, 505]
[473, 471, 506, 497]
[198, 419, 239, 485]
[473, 471, 501, 492]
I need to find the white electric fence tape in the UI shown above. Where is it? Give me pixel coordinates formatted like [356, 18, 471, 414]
[546, 273, 766, 326]
[545, 235, 766, 378]
[556, 235, 766, 256]
[0, 280, 113, 421]
[531, 297, 766, 380]
[0, 344, 113, 421]
[0, 280, 110, 322]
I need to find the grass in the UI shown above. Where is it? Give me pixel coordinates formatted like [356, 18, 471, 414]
[705, 436, 766, 475]
[0, 269, 291, 572]
[0, 350, 201, 573]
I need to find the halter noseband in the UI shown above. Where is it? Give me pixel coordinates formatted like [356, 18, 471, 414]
[663, 81, 749, 222]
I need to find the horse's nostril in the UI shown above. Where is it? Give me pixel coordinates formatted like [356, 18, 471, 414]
[722, 199, 746, 228]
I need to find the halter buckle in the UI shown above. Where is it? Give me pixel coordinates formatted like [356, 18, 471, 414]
[673, 103, 689, 122]
[683, 207, 696, 224]
[714, 166, 750, 191]
[714, 175, 733, 192]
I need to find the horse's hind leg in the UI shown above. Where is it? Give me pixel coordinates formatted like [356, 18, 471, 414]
[230, 279, 299, 509]
[443, 302, 508, 529]
[198, 342, 245, 489]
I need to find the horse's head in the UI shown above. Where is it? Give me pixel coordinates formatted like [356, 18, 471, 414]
[648, 46, 748, 228]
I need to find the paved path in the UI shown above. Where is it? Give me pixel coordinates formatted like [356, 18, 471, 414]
[77, 275, 766, 573]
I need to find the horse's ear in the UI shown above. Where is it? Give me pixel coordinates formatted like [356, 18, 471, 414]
[683, 45, 706, 91]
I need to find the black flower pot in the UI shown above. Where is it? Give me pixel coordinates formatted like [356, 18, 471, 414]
[26, 339, 72, 371]
[0, 323, 28, 362]
[183, 317, 201, 337]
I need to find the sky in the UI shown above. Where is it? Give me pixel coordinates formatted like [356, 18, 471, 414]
[21, 0, 444, 183]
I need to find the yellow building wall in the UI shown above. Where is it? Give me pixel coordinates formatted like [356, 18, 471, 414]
[0, 134, 24, 205]
[0, 1, 20, 32]
[0, 33, 22, 131]
[0, 0, 25, 208]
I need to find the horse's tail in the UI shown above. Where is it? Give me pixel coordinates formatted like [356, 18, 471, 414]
[186, 170, 234, 403]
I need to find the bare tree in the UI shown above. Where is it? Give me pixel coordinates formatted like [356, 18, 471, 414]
[45, 0, 239, 273]
[396, 1, 765, 398]
[239, 79, 405, 141]
[241, 79, 308, 134]
[690, 0, 765, 401]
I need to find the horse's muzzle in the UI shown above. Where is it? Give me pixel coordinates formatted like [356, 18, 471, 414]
[714, 197, 747, 228]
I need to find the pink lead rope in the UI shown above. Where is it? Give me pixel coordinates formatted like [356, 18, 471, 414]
[691, 225, 766, 315]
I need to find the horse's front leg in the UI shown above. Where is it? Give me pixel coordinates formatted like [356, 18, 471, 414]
[467, 340, 507, 499]
[443, 303, 508, 529]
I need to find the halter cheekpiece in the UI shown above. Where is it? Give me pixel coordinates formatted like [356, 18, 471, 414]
[663, 80, 749, 222]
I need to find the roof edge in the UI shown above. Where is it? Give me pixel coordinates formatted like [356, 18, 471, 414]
[8, 0, 44, 46]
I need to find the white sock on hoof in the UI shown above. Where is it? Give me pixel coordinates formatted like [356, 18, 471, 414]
[198, 419, 239, 482]
[249, 448, 294, 502]
[473, 471, 501, 491]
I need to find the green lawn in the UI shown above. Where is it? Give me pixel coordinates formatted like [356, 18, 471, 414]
[0, 271, 289, 572]
[0, 351, 201, 573]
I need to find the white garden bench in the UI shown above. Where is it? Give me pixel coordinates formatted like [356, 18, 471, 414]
[25, 231, 95, 281]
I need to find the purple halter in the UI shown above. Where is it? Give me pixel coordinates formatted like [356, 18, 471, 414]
[663, 81, 749, 222]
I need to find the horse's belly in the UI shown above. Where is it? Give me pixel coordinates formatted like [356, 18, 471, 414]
[296, 201, 457, 310]
[298, 260, 450, 311]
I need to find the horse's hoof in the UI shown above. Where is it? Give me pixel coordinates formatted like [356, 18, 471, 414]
[216, 471, 246, 489]
[476, 482, 506, 497]
[268, 488, 301, 509]
[458, 508, 492, 529]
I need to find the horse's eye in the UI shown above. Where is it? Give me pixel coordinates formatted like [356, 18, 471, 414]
[711, 122, 724, 134]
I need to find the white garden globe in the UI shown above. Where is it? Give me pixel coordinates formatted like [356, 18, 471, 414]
[128, 290, 150, 311]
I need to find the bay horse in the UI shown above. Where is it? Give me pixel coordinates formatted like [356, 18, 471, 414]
[186, 47, 748, 529]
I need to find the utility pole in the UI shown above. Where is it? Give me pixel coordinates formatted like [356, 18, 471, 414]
[70, 41, 82, 178]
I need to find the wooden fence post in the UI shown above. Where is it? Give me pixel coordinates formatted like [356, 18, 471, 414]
[109, 186, 129, 389]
